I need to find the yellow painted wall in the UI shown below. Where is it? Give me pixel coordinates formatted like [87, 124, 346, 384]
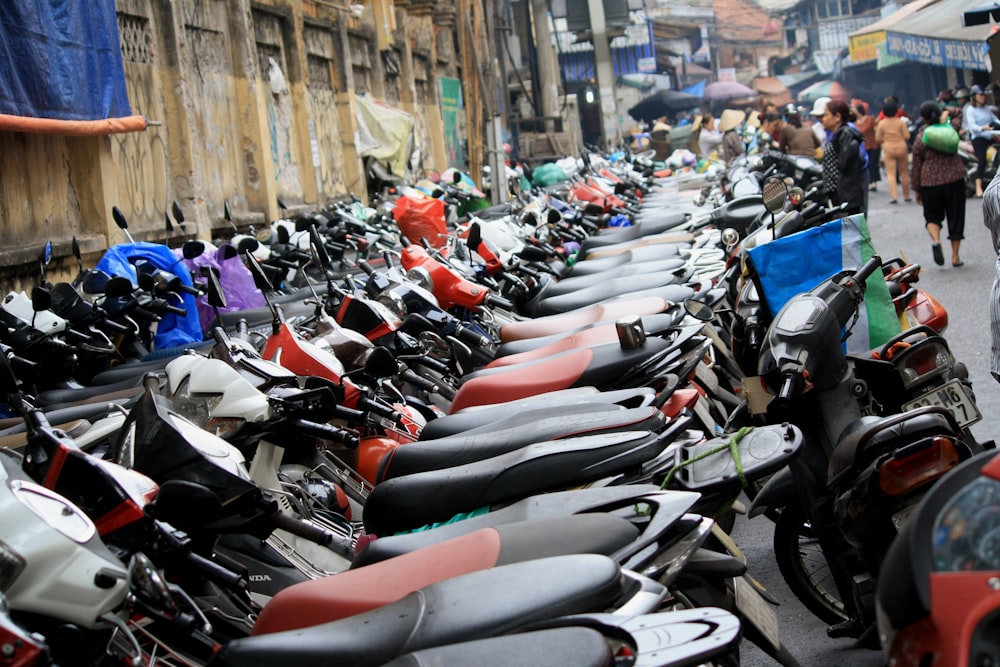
[0, 0, 459, 289]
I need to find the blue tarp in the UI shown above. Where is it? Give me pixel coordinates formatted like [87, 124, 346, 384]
[0, 1, 132, 122]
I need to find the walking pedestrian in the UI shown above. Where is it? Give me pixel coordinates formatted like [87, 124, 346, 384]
[912, 100, 967, 267]
[982, 172, 1000, 382]
[819, 99, 869, 216]
[962, 85, 999, 197]
[854, 102, 881, 192]
[875, 98, 911, 204]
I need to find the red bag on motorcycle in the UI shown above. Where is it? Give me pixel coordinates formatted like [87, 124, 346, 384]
[393, 194, 448, 248]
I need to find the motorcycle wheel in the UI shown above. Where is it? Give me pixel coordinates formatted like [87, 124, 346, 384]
[773, 505, 849, 625]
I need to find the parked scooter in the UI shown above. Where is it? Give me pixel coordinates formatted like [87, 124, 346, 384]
[747, 254, 985, 639]
[877, 449, 1000, 665]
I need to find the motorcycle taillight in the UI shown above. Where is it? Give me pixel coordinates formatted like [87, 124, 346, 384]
[894, 340, 954, 390]
[879, 436, 960, 497]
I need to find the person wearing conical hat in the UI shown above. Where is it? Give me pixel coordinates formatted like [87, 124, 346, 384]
[719, 109, 746, 164]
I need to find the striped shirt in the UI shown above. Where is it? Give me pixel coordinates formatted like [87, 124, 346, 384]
[982, 173, 1000, 381]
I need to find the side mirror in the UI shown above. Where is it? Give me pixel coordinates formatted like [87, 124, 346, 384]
[364, 346, 399, 379]
[203, 266, 228, 309]
[761, 175, 788, 214]
[683, 298, 715, 322]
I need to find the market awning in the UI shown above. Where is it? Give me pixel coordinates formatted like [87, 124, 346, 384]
[881, 0, 995, 71]
[848, 0, 940, 62]
[0, 1, 146, 135]
[752, 76, 792, 106]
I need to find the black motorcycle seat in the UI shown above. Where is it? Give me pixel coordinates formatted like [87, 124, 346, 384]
[579, 212, 689, 253]
[420, 387, 655, 440]
[449, 337, 672, 413]
[255, 515, 637, 634]
[532, 273, 692, 317]
[90, 356, 178, 386]
[352, 512, 638, 572]
[380, 405, 666, 481]
[362, 430, 667, 535]
[209, 555, 623, 667]
[35, 376, 144, 408]
[827, 408, 956, 487]
[539, 258, 686, 299]
[382, 627, 613, 667]
[496, 312, 680, 358]
[354, 485, 694, 564]
[565, 245, 683, 277]
[579, 232, 696, 260]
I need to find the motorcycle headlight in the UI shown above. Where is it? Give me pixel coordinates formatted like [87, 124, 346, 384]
[168, 377, 223, 428]
[0, 539, 25, 592]
[931, 475, 1000, 572]
[406, 266, 434, 293]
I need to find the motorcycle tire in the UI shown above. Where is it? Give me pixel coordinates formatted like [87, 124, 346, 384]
[773, 505, 849, 625]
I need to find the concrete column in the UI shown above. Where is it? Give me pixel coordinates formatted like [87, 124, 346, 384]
[529, 0, 560, 131]
[586, 0, 617, 150]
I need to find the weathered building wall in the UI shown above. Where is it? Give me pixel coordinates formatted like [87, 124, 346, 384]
[0, 0, 459, 289]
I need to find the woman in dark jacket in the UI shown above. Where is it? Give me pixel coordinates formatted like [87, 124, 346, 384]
[819, 99, 869, 215]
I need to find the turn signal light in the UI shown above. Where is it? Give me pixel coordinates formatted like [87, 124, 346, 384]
[879, 437, 960, 497]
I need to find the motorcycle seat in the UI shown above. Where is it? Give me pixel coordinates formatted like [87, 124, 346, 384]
[532, 277, 693, 317]
[827, 408, 956, 488]
[564, 245, 682, 277]
[382, 627, 613, 667]
[499, 296, 669, 343]
[420, 387, 656, 439]
[35, 376, 145, 408]
[379, 405, 666, 481]
[491, 313, 681, 366]
[354, 485, 694, 565]
[253, 515, 637, 634]
[538, 258, 686, 299]
[450, 337, 672, 413]
[578, 212, 689, 253]
[212, 555, 623, 666]
[363, 430, 667, 535]
[580, 231, 697, 260]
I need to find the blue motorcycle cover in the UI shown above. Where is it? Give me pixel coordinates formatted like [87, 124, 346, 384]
[96, 242, 203, 350]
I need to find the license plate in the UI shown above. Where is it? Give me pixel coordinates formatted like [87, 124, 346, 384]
[902, 378, 982, 428]
[734, 575, 781, 651]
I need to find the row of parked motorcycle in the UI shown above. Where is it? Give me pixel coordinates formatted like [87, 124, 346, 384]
[0, 143, 994, 666]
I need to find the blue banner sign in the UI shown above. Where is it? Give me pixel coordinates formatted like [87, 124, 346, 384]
[885, 32, 990, 71]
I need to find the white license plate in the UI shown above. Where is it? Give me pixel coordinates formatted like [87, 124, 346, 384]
[902, 378, 982, 428]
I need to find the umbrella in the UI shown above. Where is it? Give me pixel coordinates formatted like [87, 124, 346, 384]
[702, 81, 757, 102]
[796, 79, 877, 105]
[627, 90, 704, 123]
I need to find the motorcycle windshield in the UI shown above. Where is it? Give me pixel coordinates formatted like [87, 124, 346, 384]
[931, 475, 1000, 572]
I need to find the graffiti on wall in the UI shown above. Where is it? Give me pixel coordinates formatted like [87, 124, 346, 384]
[115, 61, 169, 230]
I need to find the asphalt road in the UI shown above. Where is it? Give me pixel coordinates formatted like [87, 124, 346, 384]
[732, 183, 1000, 667]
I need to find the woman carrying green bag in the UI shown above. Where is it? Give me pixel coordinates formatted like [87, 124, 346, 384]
[912, 100, 968, 267]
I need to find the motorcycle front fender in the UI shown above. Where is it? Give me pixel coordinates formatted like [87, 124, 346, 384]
[747, 466, 796, 518]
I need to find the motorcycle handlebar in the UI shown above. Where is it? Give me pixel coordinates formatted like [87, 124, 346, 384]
[271, 511, 336, 547]
[293, 418, 360, 448]
[853, 255, 883, 284]
[183, 549, 248, 592]
[485, 293, 514, 311]
[358, 396, 403, 424]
